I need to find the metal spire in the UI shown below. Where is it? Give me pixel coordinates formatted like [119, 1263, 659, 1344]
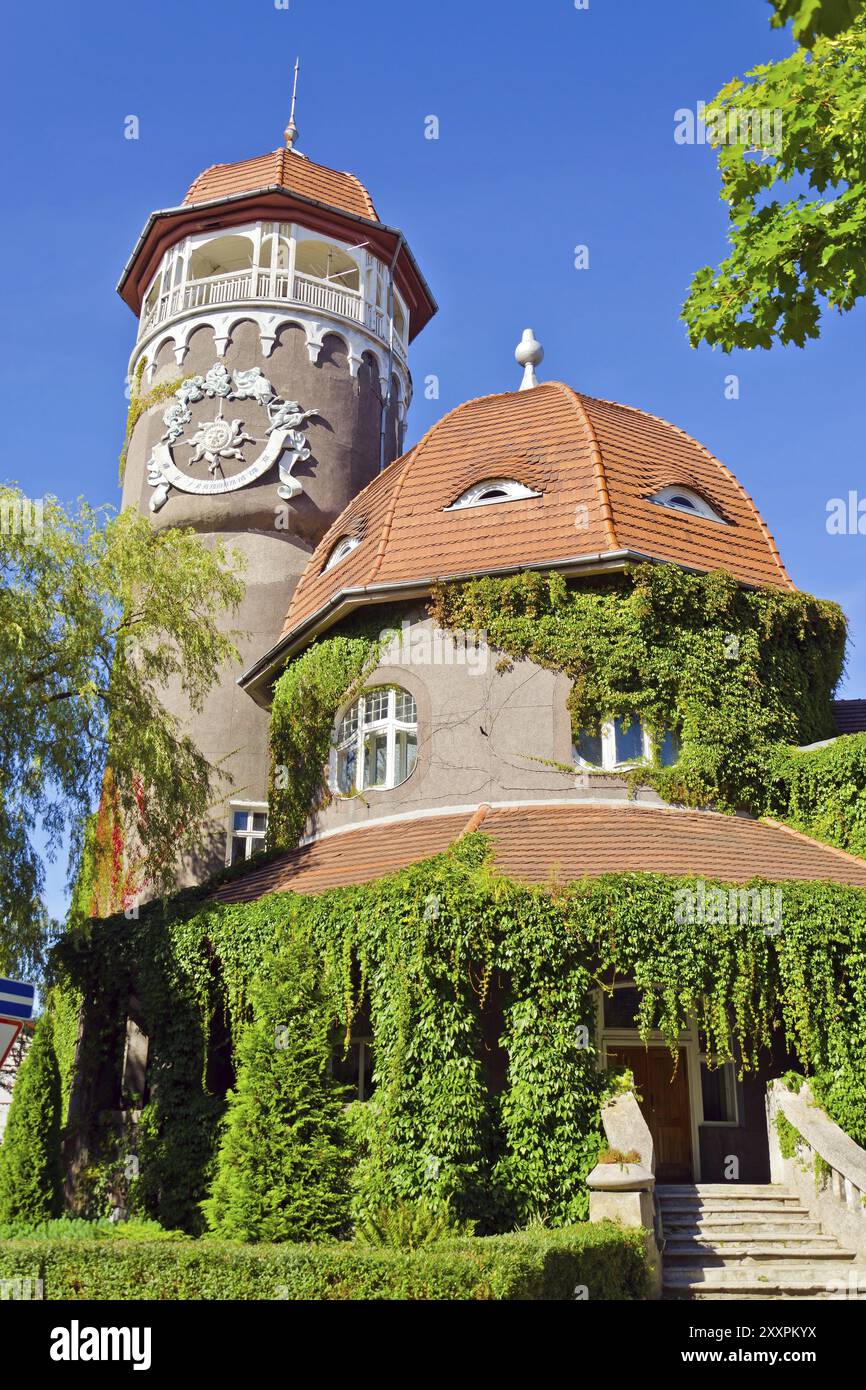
[284, 58, 300, 150]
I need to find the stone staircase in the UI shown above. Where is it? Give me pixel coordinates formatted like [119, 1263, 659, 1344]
[657, 1183, 865, 1299]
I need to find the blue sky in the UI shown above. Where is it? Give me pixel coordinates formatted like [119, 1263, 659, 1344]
[5, 0, 866, 914]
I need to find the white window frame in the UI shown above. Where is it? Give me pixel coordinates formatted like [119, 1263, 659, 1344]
[650, 486, 725, 524]
[323, 535, 361, 571]
[445, 478, 542, 511]
[331, 686, 418, 796]
[227, 801, 268, 866]
[574, 719, 650, 770]
[574, 719, 680, 771]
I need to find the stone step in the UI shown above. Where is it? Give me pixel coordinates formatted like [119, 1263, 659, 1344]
[664, 1267, 866, 1300]
[665, 1239, 854, 1262]
[657, 1184, 797, 1199]
[663, 1219, 823, 1237]
[660, 1202, 806, 1218]
[666, 1231, 840, 1249]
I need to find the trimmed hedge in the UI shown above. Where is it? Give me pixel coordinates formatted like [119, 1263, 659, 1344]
[0, 1220, 648, 1301]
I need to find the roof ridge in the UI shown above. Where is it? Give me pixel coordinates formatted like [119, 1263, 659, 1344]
[760, 817, 866, 871]
[552, 383, 618, 551]
[459, 804, 492, 836]
[578, 392, 795, 592]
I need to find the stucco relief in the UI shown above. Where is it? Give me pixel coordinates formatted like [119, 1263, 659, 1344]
[146, 363, 320, 512]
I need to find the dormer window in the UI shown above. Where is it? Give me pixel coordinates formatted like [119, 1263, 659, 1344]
[650, 486, 724, 523]
[323, 535, 360, 571]
[446, 479, 541, 511]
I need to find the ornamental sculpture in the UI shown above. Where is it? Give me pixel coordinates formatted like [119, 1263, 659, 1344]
[146, 364, 320, 512]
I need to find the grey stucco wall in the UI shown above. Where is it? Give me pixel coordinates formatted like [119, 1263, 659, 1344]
[303, 613, 667, 842]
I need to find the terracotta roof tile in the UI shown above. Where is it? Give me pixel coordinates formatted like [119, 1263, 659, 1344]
[212, 803, 866, 904]
[279, 383, 794, 646]
[184, 149, 378, 221]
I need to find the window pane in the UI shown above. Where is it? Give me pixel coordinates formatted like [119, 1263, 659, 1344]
[230, 836, 247, 865]
[363, 731, 388, 788]
[365, 688, 390, 724]
[337, 745, 357, 794]
[603, 986, 641, 1029]
[395, 730, 417, 785]
[232, 810, 249, 831]
[394, 690, 417, 724]
[252, 812, 267, 832]
[574, 729, 603, 766]
[338, 701, 359, 743]
[701, 1062, 736, 1123]
[658, 730, 679, 766]
[613, 717, 644, 764]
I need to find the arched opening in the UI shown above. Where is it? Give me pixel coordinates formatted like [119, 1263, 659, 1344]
[295, 239, 360, 292]
[189, 234, 254, 281]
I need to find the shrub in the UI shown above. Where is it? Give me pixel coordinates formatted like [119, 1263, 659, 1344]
[0, 1220, 648, 1300]
[0, 1014, 63, 1224]
[354, 1198, 475, 1249]
[201, 936, 353, 1242]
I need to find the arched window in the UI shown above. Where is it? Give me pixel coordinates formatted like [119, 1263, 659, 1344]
[323, 535, 361, 571]
[650, 486, 724, 523]
[574, 718, 679, 770]
[333, 686, 418, 794]
[446, 478, 541, 511]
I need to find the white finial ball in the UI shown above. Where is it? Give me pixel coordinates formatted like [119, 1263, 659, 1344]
[515, 328, 544, 368]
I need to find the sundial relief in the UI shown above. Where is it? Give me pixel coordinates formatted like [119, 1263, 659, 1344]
[146, 363, 320, 512]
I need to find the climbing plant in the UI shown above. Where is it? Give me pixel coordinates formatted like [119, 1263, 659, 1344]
[430, 565, 845, 816]
[54, 831, 866, 1234]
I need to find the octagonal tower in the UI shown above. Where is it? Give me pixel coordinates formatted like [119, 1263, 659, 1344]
[118, 121, 436, 881]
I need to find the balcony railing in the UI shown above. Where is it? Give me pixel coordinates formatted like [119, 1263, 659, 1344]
[137, 265, 407, 359]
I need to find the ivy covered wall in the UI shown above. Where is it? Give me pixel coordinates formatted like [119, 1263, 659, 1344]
[55, 835, 866, 1234]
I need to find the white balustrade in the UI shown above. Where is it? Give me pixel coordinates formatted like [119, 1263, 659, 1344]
[138, 265, 407, 360]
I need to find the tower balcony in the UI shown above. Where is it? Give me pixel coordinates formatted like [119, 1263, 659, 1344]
[134, 221, 409, 367]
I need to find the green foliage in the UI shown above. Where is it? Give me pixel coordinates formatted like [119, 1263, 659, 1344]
[766, 736, 866, 857]
[0, 485, 245, 966]
[56, 827, 866, 1232]
[0, 1221, 648, 1300]
[202, 936, 353, 1243]
[0, 1216, 184, 1241]
[268, 631, 380, 849]
[430, 566, 844, 814]
[769, 0, 866, 46]
[119, 362, 182, 482]
[814, 1151, 832, 1185]
[354, 1197, 474, 1249]
[682, 18, 866, 349]
[776, 1110, 802, 1160]
[0, 1015, 63, 1224]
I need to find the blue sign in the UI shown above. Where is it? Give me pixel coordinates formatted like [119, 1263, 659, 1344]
[0, 977, 36, 1022]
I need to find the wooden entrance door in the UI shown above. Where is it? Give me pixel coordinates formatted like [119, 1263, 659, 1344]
[606, 1045, 693, 1182]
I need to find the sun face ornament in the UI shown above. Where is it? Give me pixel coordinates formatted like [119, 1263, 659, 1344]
[187, 416, 255, 474]
[145, 364, 320, 512]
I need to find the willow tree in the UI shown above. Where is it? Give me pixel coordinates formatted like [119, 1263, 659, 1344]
[0, 486, 244, 972]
